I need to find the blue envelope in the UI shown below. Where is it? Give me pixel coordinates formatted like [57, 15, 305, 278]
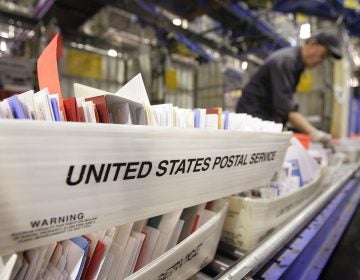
[7, 95, 26, 119]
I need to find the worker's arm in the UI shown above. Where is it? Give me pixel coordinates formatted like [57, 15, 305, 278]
[288, 111, 316, 134]
[288, 111, 332, 143]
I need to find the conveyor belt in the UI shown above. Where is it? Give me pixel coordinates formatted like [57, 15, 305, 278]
[254, 167, 360, 280]
[193, 163, 360, 280]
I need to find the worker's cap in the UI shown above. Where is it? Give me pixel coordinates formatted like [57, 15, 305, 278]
[310, 31, 342, 59]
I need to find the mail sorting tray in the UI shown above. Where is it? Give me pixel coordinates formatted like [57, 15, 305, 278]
[221, 171, 324, 251]
[0, 120, 291, 256]
[125, 200, 228, 280]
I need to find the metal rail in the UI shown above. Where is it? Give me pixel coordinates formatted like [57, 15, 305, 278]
[217, 163, 360, 280]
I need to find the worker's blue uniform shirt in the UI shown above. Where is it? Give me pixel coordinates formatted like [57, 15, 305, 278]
[236, 47, 305, 124]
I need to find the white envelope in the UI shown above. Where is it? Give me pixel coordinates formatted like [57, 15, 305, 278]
[132, 219, 148, 233]
[33, 88, 54, 121]
[17, 90, 36, 119]
[285, 137, 320, 184]
[166, 219, 184, 250]
[151, 209, 183, 261]
[60, 239, 86, 280]
[97, 246, 116, 280]
[113, 223, 134, 251]
[115, 73, 151, 107]
[25, 245, 49, 280]
[45, 262, 62, 280]
[108, 238, 134, 279]
[0, 100, 14, 119]
[205, 114, 218, 130]
[85, 101, 97, 123]
[126, 232, 146, 276]
[49, 244, 63, 267]
[13, 257, 28, 280]
[93, 235, 113, 280]
[134, 226, 160, 270]
[120, 236, 140, 278]
[150, 104, 174, 127]
[38, 243, 57, 278]
[74, 83, 146, 125]
[0, 254, 20, 280]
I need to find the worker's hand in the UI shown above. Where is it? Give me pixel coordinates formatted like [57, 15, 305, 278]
[310, 129, 331, 143]
[310, 129, 333, 147]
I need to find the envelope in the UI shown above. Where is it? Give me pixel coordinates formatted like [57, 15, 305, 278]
[85, 95, 110, 123]
[206, 107, 222, 129]
[134, 226, 160, 270]
[63, 97, 79, 122]
[126, 232, 146, 276]
[74, 83, 145, 125]
[0, 99, 14, 119]
[150, 209, 183, 261]
[93, 235, 113, 279]
[150, 104, 174, 127]
[83, 240, 105, 280]
[114, 73, 150, 107]
[222, 111, 229, 130]
[166, 219, 184, 250]
[61, 237, 89, 280]
[49, 94, 61, 121]
[33, 88, 55, 121]
[38, 243, 57, 278]
[8, 95, 26, 119]
[16, 90, 35, 119]
[75, 97, 97, 123]
[0, 254, 21, 280]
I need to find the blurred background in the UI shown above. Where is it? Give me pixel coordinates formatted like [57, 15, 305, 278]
[0, 0, 359, 137]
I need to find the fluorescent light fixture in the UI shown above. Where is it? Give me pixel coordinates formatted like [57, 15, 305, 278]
[172, 18, 182, 26]
[107, 49, 118, 57]
[299, 23, 311, 39]
[0, 41, 7, 52]
[241, 61, 248, 70]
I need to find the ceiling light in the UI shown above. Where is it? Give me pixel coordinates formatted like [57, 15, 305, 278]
[172, 18, 182, 26]
[107, 49, 118, 57]
[241, 61, 248, 70]
[0, 41, 7, 52]
[299, 23, 311, 39]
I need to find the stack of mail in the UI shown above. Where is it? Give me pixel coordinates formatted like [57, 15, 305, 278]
[0, 34, 289, 280]
[221, 137, 324, 251]
[0, 199, 227, 280]
[335, 138, 360, 163]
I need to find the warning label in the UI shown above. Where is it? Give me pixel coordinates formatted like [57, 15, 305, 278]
[10, 213, 97, 244]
